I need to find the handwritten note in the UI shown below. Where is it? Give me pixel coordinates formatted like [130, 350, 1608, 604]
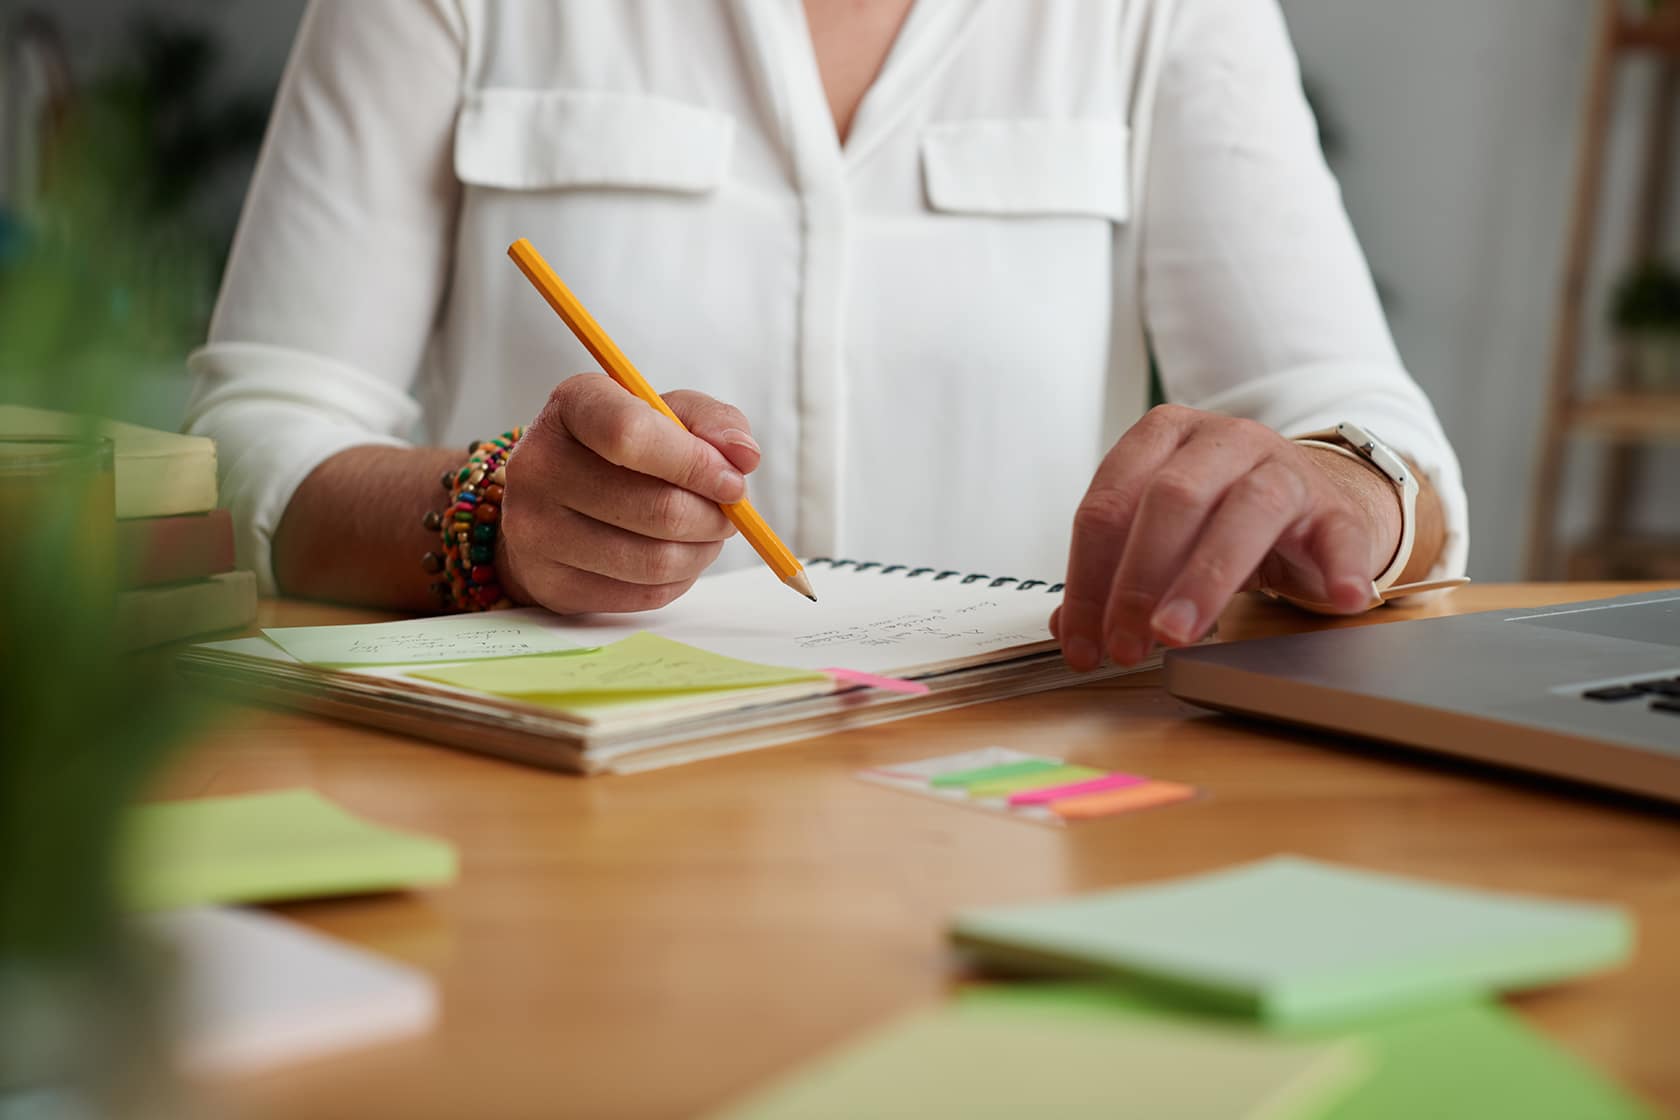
[263, 609, 595, 667]
[410, 632, 830, 701]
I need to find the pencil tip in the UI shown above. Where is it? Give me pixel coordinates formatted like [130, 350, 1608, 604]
[805, 594, 818, 602]
[787, 571, 817, 602]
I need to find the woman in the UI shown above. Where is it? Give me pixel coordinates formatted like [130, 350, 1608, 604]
[187, 0, 1466, 671]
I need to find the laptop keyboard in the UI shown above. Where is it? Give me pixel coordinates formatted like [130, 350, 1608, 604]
[1584, 676, 1680, 715]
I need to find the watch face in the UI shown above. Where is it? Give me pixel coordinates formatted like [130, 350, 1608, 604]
[1336, 422, 1409, 486]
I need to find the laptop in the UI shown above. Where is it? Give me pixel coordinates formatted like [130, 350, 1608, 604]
[1164, 589, 1680, 804]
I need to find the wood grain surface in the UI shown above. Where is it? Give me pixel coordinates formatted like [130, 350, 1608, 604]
[160, 584, 1680, 1119]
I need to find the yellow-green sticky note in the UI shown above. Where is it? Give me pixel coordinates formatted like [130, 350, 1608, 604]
[964, 766, 1107, 800]
[708, 999, 1366, 1120]
[929, 758, 1065, 788]
[122, 789, 457, 911]
[412, 631, 829, 701]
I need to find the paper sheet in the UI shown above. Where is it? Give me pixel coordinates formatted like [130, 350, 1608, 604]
[147, 907, 437, 1078]
[262, 608, 594, 666]
[411, 631, 830, 700]
[465, 565, 1061, 676]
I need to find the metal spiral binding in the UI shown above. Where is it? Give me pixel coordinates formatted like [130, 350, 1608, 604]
[806, 558, 1063, 594]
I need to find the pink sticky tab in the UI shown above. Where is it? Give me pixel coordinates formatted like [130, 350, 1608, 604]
[824, 668, 930, 695]
[1007, 771, 1148, 806]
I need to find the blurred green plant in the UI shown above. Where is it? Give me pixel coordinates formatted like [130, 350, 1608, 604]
[0, 11, 259, 1116]
[1611, 259, 1680, 335]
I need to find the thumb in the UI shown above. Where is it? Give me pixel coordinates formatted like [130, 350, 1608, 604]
[662, 390, 762, 474]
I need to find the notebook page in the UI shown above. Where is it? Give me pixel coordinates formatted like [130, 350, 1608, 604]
[541, 565, 1060, 677]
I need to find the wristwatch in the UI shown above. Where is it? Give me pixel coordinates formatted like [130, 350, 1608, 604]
[1269, 422, 1466, 612]
[1294, 421, 1418, 593]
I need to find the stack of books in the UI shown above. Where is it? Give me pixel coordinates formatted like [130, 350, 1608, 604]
[0, 405, 256, 648]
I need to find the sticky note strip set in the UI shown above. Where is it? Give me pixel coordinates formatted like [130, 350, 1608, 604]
[858, 748, 1196, 826]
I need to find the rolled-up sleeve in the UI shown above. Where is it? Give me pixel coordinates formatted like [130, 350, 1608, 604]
[1140, 0, 1469, 578]
[184, 0, 465, 593]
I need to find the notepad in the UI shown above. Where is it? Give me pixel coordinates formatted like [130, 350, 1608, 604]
[706, 999, 1366, 1120]
[412, 631, 829, 702]
[122, 789, 457, 910]
[183, 560, 1164, 775]
[148, 906, 437, 1078]
[951, 857, 1633, 1026]
[263, 608, 595, 666]
[957, 985, 1656, 1120]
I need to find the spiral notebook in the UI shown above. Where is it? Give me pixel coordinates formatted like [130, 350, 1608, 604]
[178, 559, 1151, 774]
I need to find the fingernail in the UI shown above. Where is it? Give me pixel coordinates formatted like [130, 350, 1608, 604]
[716, 470, 745, 501]
[1151, 599, 1199, 645]
[720, 428, 760, 455]
[1066, 636, 1101, 671]
[1333, 577, 1377, 611]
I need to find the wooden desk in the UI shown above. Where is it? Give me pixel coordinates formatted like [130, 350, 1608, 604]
[172, 584, 1680, 1119]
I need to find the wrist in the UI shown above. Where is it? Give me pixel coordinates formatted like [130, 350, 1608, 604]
[1300, 444, 1404, 579]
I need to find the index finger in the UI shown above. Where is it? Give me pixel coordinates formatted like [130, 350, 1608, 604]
[1059, 406, 1190, 670]
[559, 374, 746, 504]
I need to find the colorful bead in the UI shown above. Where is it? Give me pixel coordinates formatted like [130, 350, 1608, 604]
[427, 427, 524, 613]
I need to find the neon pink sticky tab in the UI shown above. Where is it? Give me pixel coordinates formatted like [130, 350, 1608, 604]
[824, 668, 930, 695]
[1007, 771, 1148, 806]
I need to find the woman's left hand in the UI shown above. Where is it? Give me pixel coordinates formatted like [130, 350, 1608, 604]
[1051, 405, 1405, 670]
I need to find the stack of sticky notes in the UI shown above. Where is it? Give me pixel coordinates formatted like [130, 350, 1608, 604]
[716, 857, 1649, 1119]
[710, 995, 1368, 1120]
[952, 986, 1656, 1120]
[122, 788, 457, 910]
[949, 856, 1634, 1024]
[858, 747, 1196, 826]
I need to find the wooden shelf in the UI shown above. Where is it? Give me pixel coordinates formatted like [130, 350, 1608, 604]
[1565, 391, 1680, 438]
[1614, 15, 1680, 52]
[1567, 533, 1680, 580]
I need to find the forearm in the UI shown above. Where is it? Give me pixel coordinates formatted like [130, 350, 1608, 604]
[1303, 447, 1446, 586]
[273, 445, 462, 611]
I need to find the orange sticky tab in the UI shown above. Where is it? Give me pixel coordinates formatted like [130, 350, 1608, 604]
[1050, 780, 1197, 821]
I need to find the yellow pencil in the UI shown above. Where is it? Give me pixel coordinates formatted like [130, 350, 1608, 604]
[507, 238, 816, 602]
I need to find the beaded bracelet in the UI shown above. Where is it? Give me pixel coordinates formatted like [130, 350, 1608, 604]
[422, 428, 524, 612]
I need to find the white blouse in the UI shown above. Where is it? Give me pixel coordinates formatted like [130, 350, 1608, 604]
[187, 0, 1468, 596]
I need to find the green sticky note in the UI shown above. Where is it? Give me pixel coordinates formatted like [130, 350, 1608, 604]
[964, 765, 1107, 800]
[707, 997, 1366, 1120]
[929, 758, 1064, 788]
[958, 986, 1656, 1120]
[951, 857, 1633, 1026]
[122, 789, 457, 910]
[413, 631, 829, 701]
[263, 609, 595, 667]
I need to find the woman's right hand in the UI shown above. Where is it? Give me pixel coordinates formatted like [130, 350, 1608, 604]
[496, 373, 760, 613]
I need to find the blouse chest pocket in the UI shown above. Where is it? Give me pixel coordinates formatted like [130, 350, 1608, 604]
[920, 119, 1131, 223]
[454, 88, 735, 194]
